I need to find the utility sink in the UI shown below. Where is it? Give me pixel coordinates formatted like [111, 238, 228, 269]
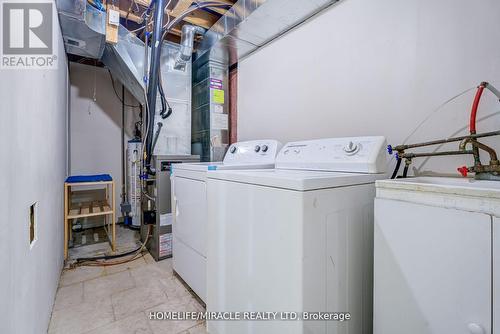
[379, 176, 500, 190]
[376, 176, 500, 216]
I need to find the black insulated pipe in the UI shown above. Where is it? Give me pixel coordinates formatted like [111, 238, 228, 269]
[390, 158, 402, 179]
[145, 0, 166, 168]
[152, 122, 163, 153]
[402, 165, 409, 178]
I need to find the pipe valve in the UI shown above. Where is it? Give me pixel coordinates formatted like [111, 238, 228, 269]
[457, 166, 469, 177]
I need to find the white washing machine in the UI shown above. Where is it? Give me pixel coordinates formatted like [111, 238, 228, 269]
[206, 136, 387, 334]
[171, 140, 282, 302]
[374, 177, 500, 334]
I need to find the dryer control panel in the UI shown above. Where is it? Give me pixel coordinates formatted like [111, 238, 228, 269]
[223, 140, 282, 165]
[276, 136, 387, 173]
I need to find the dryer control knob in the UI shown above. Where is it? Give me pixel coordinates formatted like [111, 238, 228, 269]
[230, 146, 237, 153]
[254, 145, 261, 152]
[261, 145, 269, 152]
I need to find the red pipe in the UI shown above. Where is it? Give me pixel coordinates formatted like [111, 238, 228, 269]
[469, 84, 486, 134]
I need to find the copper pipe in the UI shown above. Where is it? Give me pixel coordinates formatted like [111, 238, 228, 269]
[471, 140, 498, 163]
[393, 130, 500, 152]
[399, 150, 474, 159]
[460, 137, 498, 164]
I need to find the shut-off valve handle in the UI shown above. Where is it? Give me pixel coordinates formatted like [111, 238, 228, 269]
[457, 166, 469, 177]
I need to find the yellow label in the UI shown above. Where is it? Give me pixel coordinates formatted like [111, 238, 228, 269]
[213, 89, 225, 104]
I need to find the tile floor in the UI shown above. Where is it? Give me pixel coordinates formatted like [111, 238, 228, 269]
[49, 253, 207, 334]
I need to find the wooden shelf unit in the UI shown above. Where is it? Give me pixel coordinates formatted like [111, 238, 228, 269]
[68, 200, 113, 219]
[64, 181, 116, 259]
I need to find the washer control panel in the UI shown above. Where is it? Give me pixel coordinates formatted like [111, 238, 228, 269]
[223, 140, 282, 165]
[276, 136, 387, 173]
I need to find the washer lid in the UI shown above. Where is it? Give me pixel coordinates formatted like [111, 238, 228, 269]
[208, 169, 385, 191]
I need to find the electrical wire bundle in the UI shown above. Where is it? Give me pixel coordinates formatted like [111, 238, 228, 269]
[108, 70, 141, 108]
[87, 0, 105, 11]
[73, 226, 152, 267]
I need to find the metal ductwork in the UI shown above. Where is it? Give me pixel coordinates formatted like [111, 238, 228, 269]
[57, 0, 106, 58]
[192, 0, 339, 162]
[57, 0, 147, 103]
[56, 0, 342, 163]
[101, 26, 147, 104]
[57, 0, 205, 108]
[174, 25, 206, 71]
[57, 0, 194, 157]
[100, 23, 206, 106]
[195, 0, 340, 65]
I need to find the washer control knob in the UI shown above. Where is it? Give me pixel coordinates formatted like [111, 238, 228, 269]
[254, 145, 261, 152]
[261, 145, 269, 152]
[230, 146, 237, 154]
[343, 141, 359, 154]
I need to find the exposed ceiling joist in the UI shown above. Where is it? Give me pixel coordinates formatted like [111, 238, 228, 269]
[170, 0, 193, 17]
[169, 27, 183, 36]
[133, 0, 150, 6]
[174, 9, 219, 29]
[120, 0, 237, 34]
[206, 6, 228, 15]
[209, 0, 233, 4]
[119, 9, 143, 24]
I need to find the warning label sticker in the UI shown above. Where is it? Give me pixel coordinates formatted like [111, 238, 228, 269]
[212, 89, 225, 104]
[209, 78, 223, 89]
[159, 233, 172, 257]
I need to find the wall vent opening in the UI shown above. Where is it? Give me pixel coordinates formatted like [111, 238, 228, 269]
[29, 202, 38, 248]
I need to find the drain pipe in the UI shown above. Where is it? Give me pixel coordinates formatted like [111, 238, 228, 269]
[151, 122, 163, 153]
[145, 0, 166, 170]
[121, 85, 129, 215]
[174, 24, 206, 71]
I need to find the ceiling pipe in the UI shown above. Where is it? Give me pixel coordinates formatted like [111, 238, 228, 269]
[174, 24, 206, 71]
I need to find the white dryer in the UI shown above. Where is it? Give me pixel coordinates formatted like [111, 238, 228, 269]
[171, 140, 282, 302]
[206, 136, 387, 334]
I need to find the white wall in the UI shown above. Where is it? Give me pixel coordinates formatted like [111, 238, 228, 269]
[0, 8, 69, 334]
[69, 62, 140, 212]
[238, 0, 500, 175]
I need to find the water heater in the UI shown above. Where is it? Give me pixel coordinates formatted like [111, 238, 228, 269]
[127, 139, 142, 227]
